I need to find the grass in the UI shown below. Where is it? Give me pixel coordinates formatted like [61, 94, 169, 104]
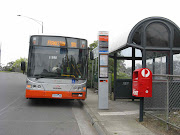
[140, 114, 180, 135]
[0, 71, 11, 72]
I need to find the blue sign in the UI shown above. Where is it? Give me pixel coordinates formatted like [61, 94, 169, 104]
[72, 79, 75, 84]
[99, 50, 108, 52]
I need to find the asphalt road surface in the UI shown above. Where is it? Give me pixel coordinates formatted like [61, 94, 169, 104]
[0, 72, 97, 135]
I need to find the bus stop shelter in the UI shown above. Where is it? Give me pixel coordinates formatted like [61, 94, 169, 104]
[109, 17, 180, 100]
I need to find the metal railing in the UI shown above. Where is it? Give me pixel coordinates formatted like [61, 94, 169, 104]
[144, 74, 180, 130]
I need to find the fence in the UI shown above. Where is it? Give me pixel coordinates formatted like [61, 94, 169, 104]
[144, 74, 180, 130]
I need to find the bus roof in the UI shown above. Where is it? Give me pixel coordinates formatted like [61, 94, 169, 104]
[30, 35, 87, 41]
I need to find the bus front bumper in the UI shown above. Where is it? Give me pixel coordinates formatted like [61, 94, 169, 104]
[26, 89, 86, 100]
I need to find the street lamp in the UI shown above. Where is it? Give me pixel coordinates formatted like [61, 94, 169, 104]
[17, 15, 43, 33]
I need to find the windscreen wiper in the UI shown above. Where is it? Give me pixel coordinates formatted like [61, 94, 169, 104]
[61, 74, 78, 81]
[71, 64, 79, 76]
[70, 55, 82, 77]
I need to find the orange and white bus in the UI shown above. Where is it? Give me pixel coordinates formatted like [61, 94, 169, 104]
[25, 35, 88, 100]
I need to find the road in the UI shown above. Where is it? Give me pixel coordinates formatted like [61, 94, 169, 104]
[0, 72, 97, 135]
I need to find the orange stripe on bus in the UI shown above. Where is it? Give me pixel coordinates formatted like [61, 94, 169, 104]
[26, 89, 86, 100]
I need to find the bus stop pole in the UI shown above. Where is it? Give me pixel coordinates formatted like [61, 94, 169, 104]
[140, 49, 146, 122]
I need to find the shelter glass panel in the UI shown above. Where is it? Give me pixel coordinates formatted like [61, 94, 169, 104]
[155, 56, 166, 74]
[146, 51, 169, 74]
[132, 26, 142, 45]
[135, 60, 142, 69]
[146, 59, 153, 73]
[117, 47, 132, 57]
[117, 60, 132, 79]
[173, 53, 180, 75]
[173, 29, 180, 47]
[135, 49, 142, 57]
[146, 23, 169, 47]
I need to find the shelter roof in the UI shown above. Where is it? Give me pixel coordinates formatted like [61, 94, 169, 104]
[109, 16, 180, 54]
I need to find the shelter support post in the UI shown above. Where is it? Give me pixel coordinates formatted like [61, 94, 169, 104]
[166, 56, 169, 74]
[91, 60, 94, 88]
[153, 58, 155, 74]
[132, 48, 135, 72]
[170, 50, 173, 75]
[113, 53, 117, 101]
[132, 48, 135, 101]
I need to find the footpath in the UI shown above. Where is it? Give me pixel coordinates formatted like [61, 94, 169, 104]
[83, 88, 156, 135]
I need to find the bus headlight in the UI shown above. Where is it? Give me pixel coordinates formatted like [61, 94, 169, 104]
[26, 84, 43, 90]
[73, 86, 86, 91]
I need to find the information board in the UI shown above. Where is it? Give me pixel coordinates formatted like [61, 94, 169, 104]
[100, 54, 108, 66]
[100, 67, 108, 78]
[98, 31, 109, 53]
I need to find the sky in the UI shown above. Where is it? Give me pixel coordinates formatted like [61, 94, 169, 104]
[0, 0, 179, 65]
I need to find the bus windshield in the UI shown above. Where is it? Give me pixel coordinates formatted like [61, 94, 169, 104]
[27, 46, 88, 79]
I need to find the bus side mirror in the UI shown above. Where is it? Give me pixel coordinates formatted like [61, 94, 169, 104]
[21, 61, 26, 74]
[90, 51, 94, 60]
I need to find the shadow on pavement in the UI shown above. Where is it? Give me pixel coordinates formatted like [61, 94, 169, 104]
[27, 98, 84, 108]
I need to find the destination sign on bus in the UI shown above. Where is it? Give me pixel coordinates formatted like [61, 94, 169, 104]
[71, 42, 77, 47]
[42, 37, 66, 47]
[80, 40, 87, 49]
[47, 40, 66, 46]
[67, 38, 78, 48]
[31, 36, 87, 49]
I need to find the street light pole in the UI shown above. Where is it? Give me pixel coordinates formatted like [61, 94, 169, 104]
[17, 15, 43, 34]
[42, 22, 43, 34]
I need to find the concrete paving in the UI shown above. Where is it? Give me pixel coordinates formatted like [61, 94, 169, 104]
[83, 88, 156, 135]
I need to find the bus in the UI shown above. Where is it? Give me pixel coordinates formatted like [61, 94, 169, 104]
[25, 35, 88, 100]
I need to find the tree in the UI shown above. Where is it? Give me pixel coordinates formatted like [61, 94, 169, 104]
[89, 40, 98, 51]
[13, 58, 27, 68]
[7, 61, 15, 71]
[12, 57, 28, 72]
[7, 61, 14, 67]
[87, 41, 98, 87]
[3, 61, 15, 71]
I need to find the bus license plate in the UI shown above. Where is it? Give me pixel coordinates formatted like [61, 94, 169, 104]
[52, 94, 62, 98]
